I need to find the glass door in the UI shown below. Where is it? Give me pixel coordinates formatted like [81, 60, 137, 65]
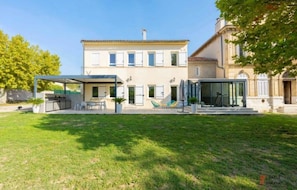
[128, 87, 135, 104]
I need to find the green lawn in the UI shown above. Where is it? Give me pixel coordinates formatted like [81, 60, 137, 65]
[0, 112, 296, 189]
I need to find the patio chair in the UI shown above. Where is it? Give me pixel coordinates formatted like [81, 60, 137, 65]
[169, 101, 178, 108]
[151, 100, 161, 108]
[80, 101, 87, 110]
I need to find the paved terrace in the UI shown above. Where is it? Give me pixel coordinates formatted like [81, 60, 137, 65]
[0, 105, 259, 115]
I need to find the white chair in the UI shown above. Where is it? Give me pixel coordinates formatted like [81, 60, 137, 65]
[80, 102, 87, 110]
[99, 101, 106, 110]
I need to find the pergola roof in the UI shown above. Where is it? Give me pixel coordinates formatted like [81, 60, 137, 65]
[35, 75, 124, 84]
[33, 75, 123, 103]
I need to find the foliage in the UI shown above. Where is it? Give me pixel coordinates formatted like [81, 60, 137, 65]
[112, 97, 126, 104]
[49, 84, 64, 91]
[27, 97, 44, 105]
[216, 0, 297, 76]
[66, 84, 80, 91]
[0, 30, 61, 91]
[0, 113, 297, 189]
[188, 97, 198, 104]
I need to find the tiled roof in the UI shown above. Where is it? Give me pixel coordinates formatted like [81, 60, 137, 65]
[188, 57, 217, 62]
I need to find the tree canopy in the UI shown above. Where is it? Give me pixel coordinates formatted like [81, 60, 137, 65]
[0, 30, 61, 91]
[216, 0, 297, 76]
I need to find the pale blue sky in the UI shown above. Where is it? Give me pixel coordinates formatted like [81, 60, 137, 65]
[0, 0, 220, 75]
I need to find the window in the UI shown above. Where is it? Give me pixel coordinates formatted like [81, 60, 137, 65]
[92, 87, 98, 97]
[148, 86, 155, 98]
[148, 53, 155, 66]
[257, 74, 269, 97]
[128, 53, 135, 66]
[110, 53, 116, 66]
[110, 86, 115, 97]
[236, 45, 247, 57]
[171, 53, 177, 66]
[128, 87, 135, 104]
[196, 67, 200, 76]
[171, 86, 177, 101]
[237, 73, 248, 79]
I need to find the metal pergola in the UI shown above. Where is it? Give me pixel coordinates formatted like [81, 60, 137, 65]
[34, 75, 123, 113]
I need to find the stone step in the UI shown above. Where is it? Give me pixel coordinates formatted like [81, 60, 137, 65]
[184, 106, 259, 115]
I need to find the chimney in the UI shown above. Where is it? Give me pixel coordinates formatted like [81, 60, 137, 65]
[142, 29, 147, 40]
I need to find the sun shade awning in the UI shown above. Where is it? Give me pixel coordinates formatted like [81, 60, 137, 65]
[35, 75, 124, 84]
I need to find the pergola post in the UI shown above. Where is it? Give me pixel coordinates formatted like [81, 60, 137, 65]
[115, 75, 117, 113]
[33, 76, 38, 98]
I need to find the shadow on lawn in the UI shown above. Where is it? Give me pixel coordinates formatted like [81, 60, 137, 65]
[33, 114, 297, 189]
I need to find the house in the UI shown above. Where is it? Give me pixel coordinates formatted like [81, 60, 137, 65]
[189, 18, 297, 113]
[80, 31, 189, 110]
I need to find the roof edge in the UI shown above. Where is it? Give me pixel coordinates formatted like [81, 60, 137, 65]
[81, 39, 189, 44]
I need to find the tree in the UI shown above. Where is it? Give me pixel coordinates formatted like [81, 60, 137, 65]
[216, 0, 297, 76]
[0, 30, 61, 92]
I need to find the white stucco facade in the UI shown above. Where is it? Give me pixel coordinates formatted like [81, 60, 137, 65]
[81, 40, 189, 109]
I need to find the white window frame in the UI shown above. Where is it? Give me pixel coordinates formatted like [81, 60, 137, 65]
[148, 85, 155, 98]
[257, 74, 269, 97]
[128, 52, 135, 66]
[171, 52, 178, 66]
[148, 52, 155, 66]
[109, 53, 116, 66]
[236, 44, 247, 57]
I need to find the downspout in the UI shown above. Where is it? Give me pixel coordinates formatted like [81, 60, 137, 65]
[81, 41, 85, 101]
[82, 41, 85, 75]
[219, 35, 226, 78]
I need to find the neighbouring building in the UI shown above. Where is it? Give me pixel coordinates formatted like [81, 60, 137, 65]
[189, 18, 297, 113]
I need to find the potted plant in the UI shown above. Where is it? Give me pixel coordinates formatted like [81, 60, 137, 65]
[27, 97, 44, 113]
[189, 97, 198, 113]
[112, 97, 126, 113]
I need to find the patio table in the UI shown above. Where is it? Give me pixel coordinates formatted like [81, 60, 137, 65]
[86, 101, 106, 110]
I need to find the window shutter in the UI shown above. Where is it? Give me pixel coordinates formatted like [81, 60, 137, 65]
[156, 51, 164, 66]
[116, 52, 124, 66]
[155, 85, 164, 99]
[98, 86, 106, 97]
[135, 85, 144, 105]
[179, 52, 187, 66]
[135, 51, 143, 66]
[116, 86, 124, 98]
[91, 53, 100, 66]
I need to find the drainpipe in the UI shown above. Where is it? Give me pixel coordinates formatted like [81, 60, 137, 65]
[82, 41, 85, 75]
[219, 35, 226, 78]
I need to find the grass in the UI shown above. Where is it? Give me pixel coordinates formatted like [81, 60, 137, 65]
[0, 112, 297, 189]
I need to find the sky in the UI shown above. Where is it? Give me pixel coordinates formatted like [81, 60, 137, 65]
[0, 0, 220, 75]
